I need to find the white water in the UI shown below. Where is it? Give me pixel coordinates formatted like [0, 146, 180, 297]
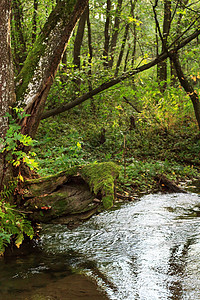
[41, 192, 200, 300]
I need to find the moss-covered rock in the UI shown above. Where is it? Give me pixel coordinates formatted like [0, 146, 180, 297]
[80, 162, 120, 209]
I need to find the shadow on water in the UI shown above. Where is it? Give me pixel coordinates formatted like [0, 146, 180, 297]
[1, 192, 200, 299]
[0, 248, 108, 300]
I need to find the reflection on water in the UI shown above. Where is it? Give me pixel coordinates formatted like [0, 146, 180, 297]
[0, 251, 107, 299]
[1, 193, 200, 300]
[41, 193, 200, 300]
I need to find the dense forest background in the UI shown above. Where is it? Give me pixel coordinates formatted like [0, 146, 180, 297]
[32, 0, 200, 184]
[0, 0, 200, 253]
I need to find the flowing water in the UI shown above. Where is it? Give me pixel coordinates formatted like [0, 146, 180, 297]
[1, 192, 200, 299]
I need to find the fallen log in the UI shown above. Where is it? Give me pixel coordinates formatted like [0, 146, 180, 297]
[19, 162, 120, 224]
[155, 174, 187, 193]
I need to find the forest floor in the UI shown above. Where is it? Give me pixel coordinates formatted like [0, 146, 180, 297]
[34, 111, 200, 202]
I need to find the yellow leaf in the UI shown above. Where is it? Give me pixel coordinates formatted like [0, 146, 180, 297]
[13, 160, 20, 167]
[19, 174, 24, 182]
[15, 234, 23, 248]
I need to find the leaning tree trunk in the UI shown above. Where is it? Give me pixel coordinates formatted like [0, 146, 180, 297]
[170, 52, 200, 132]
[0, 0, 89, 196]
[16, 0, 89, 139]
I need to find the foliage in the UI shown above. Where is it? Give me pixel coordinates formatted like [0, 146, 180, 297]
[34, 119, 88, 175]
[118, 159, 199, 193]
[0, 108, 36, 254]
[34, 97, 200, 196]
[0, 183, 34, 255]
[0, 107, 38, 176]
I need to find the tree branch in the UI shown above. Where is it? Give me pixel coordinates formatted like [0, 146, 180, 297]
[42, 28, 200, 120]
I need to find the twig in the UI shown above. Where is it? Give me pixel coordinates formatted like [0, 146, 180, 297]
[123, 96, 141, 113]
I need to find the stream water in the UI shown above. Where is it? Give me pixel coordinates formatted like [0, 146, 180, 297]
[1, 192, 200, 299]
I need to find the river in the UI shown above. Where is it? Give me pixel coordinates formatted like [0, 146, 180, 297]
[1, 192, 200, 299]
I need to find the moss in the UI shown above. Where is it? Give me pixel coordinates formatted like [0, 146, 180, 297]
[16, 35, 46, 101]
[26, 166, 79, 184]
[16, 0, 77, 102]
[24, 166, 79, 197]
[80, 162, 120, 209]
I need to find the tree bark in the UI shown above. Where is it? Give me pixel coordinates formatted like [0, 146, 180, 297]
[108, 0, 123, 68]
[103, 0, 111, 67]
[87, 4, 93, 63]
[170, 52, 200, 131]
[155, 174, 187, 193]
[115, 22, 129, 76]
[32, 0, 38, 44]
[12, 0, 27, 73]
[73, 6, 87, 69]
[131, 0, 138, 72]
[19, 162, 120, 223]
[16, 0, 89, 139]
[170, 0, 189, 85]
[0, 0, 15, 190]
[157, 0, 171, 92]
[0, 0, 89, 196]
[86, 4, 95, 112]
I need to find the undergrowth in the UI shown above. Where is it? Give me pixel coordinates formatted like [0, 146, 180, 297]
[35, 110, 200, 195]
[34, 75, 200, 194]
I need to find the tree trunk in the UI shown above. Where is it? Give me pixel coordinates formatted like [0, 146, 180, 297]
[170, 0, 189, 85]
[115, 23, 129, 76]
[12, 0, 27, 73]
[0, 0, 16, 191]
[16, 0, 89, 139]
[87, 4, 93, 63]
[103, 0, 111, 67]
[170, 52, 200, 132]
[86, 4, 95, 112]
[73, 6, 87, 69]
[1, 0, 89, 195]
[108, 0, 123, 68]
[124, 45, 130, 72]
[115, 0, 136, 75]
[131, 0, 138, 71]
[157, 0, 171, 92]
[155, 174, 187, 193]
[32, 0, 38, 44]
